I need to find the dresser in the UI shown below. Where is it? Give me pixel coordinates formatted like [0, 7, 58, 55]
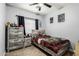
[75, 42, 79, 56]
[6, 27, 24, 52]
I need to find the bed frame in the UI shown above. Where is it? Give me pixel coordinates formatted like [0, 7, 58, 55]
[32, 42, 69, 56]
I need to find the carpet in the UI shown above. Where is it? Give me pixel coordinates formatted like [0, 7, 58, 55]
[5, 45, 74, 56]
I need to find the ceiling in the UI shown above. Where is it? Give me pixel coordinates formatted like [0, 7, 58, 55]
[7, 3, 68, 15]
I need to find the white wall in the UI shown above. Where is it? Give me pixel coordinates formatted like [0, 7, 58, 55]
[6, 5, 44, 29]
[45, 4, 79, 48]
[0, 3, 5, 55]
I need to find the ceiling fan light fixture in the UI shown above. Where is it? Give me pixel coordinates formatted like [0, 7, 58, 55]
[36, 6, 41, 11]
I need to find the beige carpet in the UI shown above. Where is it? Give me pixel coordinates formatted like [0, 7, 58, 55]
[5, 46, 46, 56]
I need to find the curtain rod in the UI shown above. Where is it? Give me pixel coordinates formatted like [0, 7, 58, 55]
[16, 15, 37, 20]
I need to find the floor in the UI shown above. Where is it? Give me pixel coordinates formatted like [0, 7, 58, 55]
[5, 46, 46, 56]
[5, 45, 74, 56]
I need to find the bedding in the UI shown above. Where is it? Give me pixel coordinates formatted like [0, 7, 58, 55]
[38, 38, 45, 44]
[32, 34, 70, 54]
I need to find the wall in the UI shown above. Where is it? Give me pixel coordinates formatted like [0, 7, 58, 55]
[44, 4, 79, 48]
[0, 3, 5, 55]
[6, 5, 44, 29]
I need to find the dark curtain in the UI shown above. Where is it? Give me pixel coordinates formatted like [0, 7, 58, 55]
[5, 26, 8, 52]
[18, 16, 26, 35]
[35, 19, 39, 30]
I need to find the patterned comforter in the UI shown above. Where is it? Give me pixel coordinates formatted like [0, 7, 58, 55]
[32, 34, 70, 53]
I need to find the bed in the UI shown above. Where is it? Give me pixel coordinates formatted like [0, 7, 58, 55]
[31, 34, 71, 56]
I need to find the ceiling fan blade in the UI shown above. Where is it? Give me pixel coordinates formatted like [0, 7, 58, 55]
[30, 3, 38, 6]
[43, 3, 52, 8]
[39, 7, 41, 11]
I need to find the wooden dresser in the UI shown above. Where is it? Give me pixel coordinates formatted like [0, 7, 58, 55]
[6, 27, 24, 52]
[75, 42, 79, 56]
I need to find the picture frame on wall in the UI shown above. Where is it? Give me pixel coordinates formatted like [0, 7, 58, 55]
[58, 13, 65, 22]
[50, 17, 53, 23]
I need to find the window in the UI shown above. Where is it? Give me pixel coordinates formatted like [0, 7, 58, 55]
[24, 19, 35, 34]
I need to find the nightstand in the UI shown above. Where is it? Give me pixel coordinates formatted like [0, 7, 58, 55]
[24, 37, 32, 47]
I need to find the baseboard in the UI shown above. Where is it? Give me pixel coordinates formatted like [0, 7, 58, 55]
[0, 52, 5, 56]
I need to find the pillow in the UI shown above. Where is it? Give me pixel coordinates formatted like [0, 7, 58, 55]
[38, 38, 42, 44]
[38, 38, 45, 44]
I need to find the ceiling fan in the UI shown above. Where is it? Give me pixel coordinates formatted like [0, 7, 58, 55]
[29, 3, 52, 11]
